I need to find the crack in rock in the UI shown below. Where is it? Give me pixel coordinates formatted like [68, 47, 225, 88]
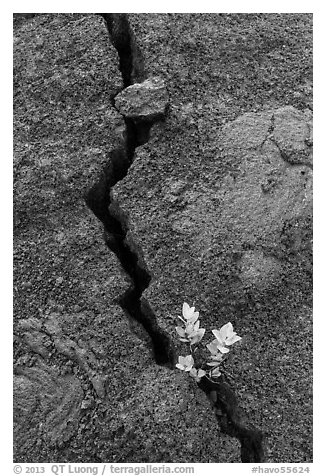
[86, 14, 173, 367]
[198, 377, 265, 462]
[99, 13, 145, 87]
[89, 13, 266, 463]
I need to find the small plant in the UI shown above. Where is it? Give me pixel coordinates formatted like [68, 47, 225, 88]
[175, 302, 242, 382]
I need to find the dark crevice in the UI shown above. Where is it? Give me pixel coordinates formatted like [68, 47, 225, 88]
[88, 12, 265, 463]
[85, 143, 173, 367]
[198, 376, 265, 462]
[86, 14, 174, 367]
[99, 13, 146, 87]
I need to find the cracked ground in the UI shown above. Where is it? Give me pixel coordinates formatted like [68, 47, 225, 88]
[13, 13, 312, 463]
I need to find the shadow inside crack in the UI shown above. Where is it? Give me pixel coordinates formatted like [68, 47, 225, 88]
[98, 13, 146, 87]
[85, 145, 174, 367]
[86, 14, 175, 368]
[198, 376, 265, 463]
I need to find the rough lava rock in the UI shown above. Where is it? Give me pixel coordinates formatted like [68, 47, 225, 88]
[272, 107, 313, 166]
[114, 76, 169, 121]
[14, 361, 84, 453]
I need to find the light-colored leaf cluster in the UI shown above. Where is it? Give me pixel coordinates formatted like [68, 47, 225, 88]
[175, 302, 206, 345]
[175, 302, 242, 382]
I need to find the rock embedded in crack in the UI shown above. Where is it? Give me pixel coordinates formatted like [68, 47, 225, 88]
[114, 76, 169, 121]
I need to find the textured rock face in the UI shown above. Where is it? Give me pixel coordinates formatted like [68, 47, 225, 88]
[272, 107, 313, 166]
[115, 76, 169, 120]
[14, 362, 84, 452]
[210, 107, 312, 248]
